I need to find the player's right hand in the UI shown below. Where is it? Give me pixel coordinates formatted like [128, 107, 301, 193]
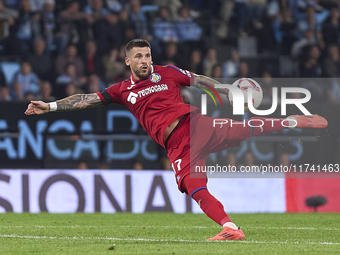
[24, 101, 50, 115]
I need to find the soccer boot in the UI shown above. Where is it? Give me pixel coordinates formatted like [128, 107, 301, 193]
[206, 226, 245, 241]
[286, 114, 328, 129]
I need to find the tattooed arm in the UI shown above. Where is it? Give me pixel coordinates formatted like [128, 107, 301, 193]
[55, 93, 104, 111]
[24, 93, 104, 115]
[191, 73, 229, 95]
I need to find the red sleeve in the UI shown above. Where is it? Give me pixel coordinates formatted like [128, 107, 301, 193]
[97, 82, 122, 105]
[164, 65, 193, 87]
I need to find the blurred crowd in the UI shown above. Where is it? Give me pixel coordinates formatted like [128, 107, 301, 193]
[0, 0, 339, 103]
[0, 0, 337, 169]
[0, 0, 207, 102]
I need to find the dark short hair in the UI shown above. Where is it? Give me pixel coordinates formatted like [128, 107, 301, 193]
[125, 39, 151, 55]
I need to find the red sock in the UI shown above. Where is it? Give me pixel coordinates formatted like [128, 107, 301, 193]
[192, 189, 232, 226]
[249, 117, 286, 136]
[226, 117, 286, 144]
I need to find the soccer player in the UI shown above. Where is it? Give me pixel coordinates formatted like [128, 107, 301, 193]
[25, 39, 328, 241]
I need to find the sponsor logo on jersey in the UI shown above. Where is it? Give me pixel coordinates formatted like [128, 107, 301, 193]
[127, 77, 136, 89]
[150, 73, 161, 83]
[126, 84, 169, 104]
[137, 84, 168, 97]
[127, 91, 138, 104]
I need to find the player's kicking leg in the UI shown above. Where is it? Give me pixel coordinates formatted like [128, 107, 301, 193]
[175, 113, 327, 241]
[222, 114, 328, 146]
[194, 114, 327, 241]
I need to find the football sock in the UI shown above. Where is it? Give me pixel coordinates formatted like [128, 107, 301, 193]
[223, 222, 238, 230]
[285, 117, 297, 129]
[192, 189, 232, 226]
[249, 117, 286, 136]
[225, 117, 286, 144]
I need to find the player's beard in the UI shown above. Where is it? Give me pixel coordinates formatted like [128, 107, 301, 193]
[133, 65, 151, 80]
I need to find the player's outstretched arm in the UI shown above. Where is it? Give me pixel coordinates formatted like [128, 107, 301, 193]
[24, 93, 104, 115]
[191, 73, 229, 95]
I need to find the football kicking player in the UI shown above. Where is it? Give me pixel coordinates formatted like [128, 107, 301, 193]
[25, 39, 328, 241]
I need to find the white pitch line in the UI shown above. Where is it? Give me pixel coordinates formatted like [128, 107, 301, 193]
[0, 225, 339, 231]
[0, 225, 215, 229]
[0, 234, 340, 245]
[0, 234, 199, 243]
[246, 226, 340, 231]
[307, 242, 340, 245]
[0, 225, 212, 229]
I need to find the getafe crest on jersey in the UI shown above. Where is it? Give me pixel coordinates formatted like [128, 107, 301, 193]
[150, 73, 161, 83]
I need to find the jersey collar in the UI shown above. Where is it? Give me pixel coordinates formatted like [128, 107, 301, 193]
[130, 65, 154, 85]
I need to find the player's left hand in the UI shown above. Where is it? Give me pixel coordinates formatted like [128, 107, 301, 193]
[24, 101, 50, 115]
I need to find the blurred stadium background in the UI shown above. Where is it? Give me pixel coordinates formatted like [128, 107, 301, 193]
[0, 0, 340, 216]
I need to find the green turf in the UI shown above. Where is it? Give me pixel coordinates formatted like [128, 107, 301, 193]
[0, 213, 339, 254]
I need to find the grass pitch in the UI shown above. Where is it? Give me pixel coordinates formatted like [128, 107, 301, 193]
[0, 213, 339, 254]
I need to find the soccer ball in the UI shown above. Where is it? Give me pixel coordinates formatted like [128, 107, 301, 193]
[228, 78, 263, 111]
